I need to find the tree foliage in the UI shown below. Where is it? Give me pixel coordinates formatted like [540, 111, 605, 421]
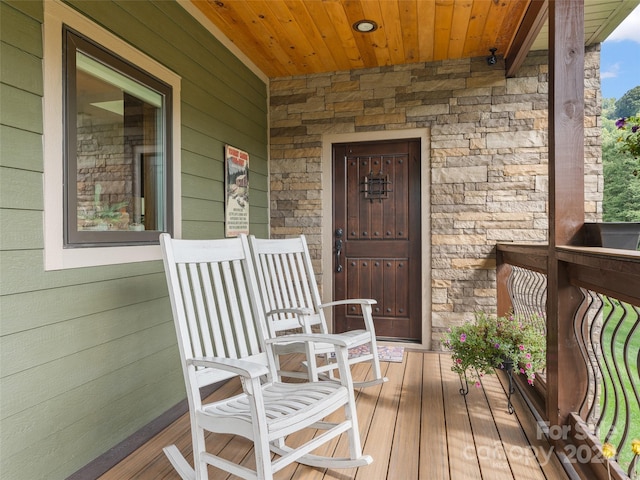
[614, 85, 640, 119]
[601, 86, 640, 221]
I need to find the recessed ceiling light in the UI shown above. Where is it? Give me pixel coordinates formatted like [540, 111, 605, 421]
[353, 20, 378, 33]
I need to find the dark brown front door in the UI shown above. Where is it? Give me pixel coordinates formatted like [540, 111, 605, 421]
[332, 139, 421, 342]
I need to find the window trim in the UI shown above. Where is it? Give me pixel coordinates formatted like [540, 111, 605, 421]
[44, 0, 181, 270]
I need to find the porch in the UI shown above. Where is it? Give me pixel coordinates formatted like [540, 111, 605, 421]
[98, 351, 569, 480]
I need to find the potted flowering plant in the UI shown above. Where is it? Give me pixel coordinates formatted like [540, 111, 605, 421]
[615, 115, 640, 176]
[444, 311, 546, 388]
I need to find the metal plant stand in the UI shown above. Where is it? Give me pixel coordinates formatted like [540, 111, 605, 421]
[459, 370, 469, 395]
[459, 361, 515, 414]
[502, 359, 516, 414]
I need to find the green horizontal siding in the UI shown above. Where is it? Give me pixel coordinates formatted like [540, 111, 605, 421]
[0, 1, 43, 56]
[0, 84, 43, 133]
[0, 209, 43, 251]
[181, 219, 226, 240]
[0, 125, 43, 171]
[0, 42, 43, 96]
[1, 316, 176, 419]
[0, 272, 169, 338]
[1, 292, 171, 377]
[0, 167, 42, 210]
[183, 172, 222, 203]
[181, 149, 223, 181]
[0, 249, 165, 296]
[181, 196, 224, 222]
[3, 348, 183, 480]
[0, 0, 269, 478]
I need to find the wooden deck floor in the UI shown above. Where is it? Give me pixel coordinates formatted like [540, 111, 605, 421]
[98, 351, 570, 479]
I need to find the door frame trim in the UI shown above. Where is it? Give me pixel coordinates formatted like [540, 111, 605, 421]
[321, 128, 432, 349]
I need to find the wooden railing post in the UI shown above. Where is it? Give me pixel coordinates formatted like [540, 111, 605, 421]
[547, 0, 589, 432]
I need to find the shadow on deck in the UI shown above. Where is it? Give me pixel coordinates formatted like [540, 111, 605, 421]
[98, 351, 570, 479]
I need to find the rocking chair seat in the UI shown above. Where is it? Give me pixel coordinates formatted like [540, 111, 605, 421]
[270, 328, 370, 354]
[200, 379, 348, 439]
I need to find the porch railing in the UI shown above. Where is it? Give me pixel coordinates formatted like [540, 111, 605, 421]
[496, 244, 640, 480]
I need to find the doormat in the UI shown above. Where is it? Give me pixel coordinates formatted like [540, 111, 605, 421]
[377, 345, 405, 363]
[333, 345, 405, 363]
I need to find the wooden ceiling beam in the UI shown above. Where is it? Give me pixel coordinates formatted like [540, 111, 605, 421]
[505, 0, 548, 78]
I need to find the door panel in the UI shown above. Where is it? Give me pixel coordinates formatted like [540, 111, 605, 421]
[333, 139, 421, 341]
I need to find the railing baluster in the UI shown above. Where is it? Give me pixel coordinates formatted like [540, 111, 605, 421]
[584, 289, 603, 426]
[504, 261, 640, 474]
[596, 298, 640, 469]
[508, 266, 547, 331]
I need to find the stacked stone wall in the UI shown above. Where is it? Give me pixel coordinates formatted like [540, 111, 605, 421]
[270, 46, 602, 349]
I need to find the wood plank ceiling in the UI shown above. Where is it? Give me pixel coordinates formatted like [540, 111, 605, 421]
[190, 0, 638, 78]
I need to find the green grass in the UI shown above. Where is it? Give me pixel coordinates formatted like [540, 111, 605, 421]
[599, 299, 640, 471]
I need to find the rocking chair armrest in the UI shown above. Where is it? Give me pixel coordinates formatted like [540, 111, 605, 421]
[319, 299, 377, 333]
[319, 298, 377, 309]
[265, 307, 315, 318]
[266, 333, 352, 349]
[266, 307, 318, 331]
[188, 356, 269, 379]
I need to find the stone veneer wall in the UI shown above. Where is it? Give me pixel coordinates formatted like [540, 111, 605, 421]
[269, 47, 602, 349]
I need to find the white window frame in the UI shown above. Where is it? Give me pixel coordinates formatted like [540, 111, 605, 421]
[43, 0, 181, 270]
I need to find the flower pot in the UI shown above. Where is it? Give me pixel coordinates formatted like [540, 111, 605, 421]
[500, 358, 514, 371]
[584, 222, 640, 250]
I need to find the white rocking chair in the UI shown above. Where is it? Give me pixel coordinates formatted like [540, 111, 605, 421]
[248, 234, 388, 389]
[159, 233, 372, 480]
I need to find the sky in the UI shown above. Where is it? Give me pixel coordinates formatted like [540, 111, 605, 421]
[600, 4, 640, 100]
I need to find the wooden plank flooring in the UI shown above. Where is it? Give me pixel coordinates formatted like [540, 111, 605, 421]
[98, 351, 569, 479]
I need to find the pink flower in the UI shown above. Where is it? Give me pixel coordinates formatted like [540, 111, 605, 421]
[494, 343, 500, 348]
[528, 378, 534, 385]
[475, 381, 482, 388]
[525, 353, 531, 359]
[460, 333, 467, 342]
[520, 368, 525, 374]
[526, 363, 532, 370]
[456, 358, 462, 364]
[519, 344, 525, 351]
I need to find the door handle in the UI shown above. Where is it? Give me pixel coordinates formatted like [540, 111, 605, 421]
[335, 228, 343, 273]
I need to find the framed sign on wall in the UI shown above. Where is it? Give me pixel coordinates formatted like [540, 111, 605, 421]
[224, 145, 249, 237]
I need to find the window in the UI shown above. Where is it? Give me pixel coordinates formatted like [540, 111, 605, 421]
[64, 28, 172, 246]
[44, 0, 181, 270]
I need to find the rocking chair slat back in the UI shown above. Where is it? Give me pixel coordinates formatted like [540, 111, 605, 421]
[162, 235, 266, 387]
[253, 237, 326, 336]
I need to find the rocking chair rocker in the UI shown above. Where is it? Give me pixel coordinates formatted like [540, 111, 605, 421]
[159, 233, 372, 480]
